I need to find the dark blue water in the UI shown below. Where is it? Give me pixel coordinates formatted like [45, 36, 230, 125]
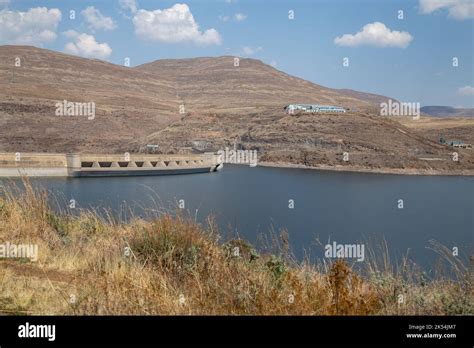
[2, 165, 473, 274]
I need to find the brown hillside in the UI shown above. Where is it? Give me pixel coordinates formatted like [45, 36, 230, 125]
[0, 46, 179, 152]
[136, 56, 389, 112]
[0, 45, 472, 174]
[0, 46, 388, 153]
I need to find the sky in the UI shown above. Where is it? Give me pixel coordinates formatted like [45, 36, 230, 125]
[0, 0, 473, 107]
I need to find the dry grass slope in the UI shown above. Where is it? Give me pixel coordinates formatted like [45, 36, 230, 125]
[0, 45, 387, 153]
[0, 181, 472, 315]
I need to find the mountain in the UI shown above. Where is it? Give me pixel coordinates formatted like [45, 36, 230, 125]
[0, 45, 181, 153]
[420, 106, 474, 118]
[0, 45, 473, 174]
[0, 45, 388, 152]
[135, 57, 389, 113]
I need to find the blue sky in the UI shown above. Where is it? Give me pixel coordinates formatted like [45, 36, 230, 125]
[1, 0, 473, 107]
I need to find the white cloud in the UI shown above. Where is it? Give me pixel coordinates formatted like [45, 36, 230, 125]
[219, 13, 246, 22]
[64, 32, 112, 59]
[63, 29, 79, 39]
[132, 4, 222, 45]
[0, 7, 61, 45]
[458, 85, 474, 96]
[82, 6, 117, 31]
[242, 46, 262, 56]
[419, 0, 474, 20]
[235, 13, 247, 21]
[218, 15, 230, 22]
[334, 22, 413, 48]
[420, 0, 455, 13]
[119, 0, 138, 14]
[0, 0, 10, 6]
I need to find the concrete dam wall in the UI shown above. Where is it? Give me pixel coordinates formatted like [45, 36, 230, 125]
[0, 153, 223, 177]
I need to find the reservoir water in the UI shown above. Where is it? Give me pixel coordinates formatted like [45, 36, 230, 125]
[2, 165, 473, 275]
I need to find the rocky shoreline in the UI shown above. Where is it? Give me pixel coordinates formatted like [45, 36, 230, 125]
[258, 161, 474, 176]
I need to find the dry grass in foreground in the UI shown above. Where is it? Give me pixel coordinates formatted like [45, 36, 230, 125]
[0, 181, 472, 315]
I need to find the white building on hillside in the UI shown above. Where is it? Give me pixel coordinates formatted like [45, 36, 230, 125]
[285, 104, 346, 114]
